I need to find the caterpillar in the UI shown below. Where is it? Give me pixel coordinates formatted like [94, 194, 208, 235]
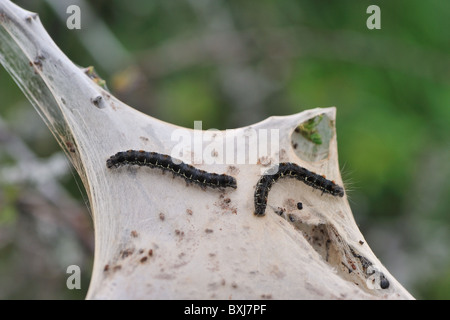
[107, 150, 237, 190]
[254, 162, 344, 216]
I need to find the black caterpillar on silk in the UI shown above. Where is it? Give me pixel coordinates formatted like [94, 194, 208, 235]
[254, 162, 344, 216]
[107, 150, 237, 190]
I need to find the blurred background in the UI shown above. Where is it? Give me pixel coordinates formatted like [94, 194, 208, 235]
[0, 0, 449, 299]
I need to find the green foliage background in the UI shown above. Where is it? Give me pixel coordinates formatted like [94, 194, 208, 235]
[0, 0, 449, 299]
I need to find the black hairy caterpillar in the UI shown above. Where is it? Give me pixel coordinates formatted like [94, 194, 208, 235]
[107, 150, 237, 190]
[254, 162, 344, 216]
